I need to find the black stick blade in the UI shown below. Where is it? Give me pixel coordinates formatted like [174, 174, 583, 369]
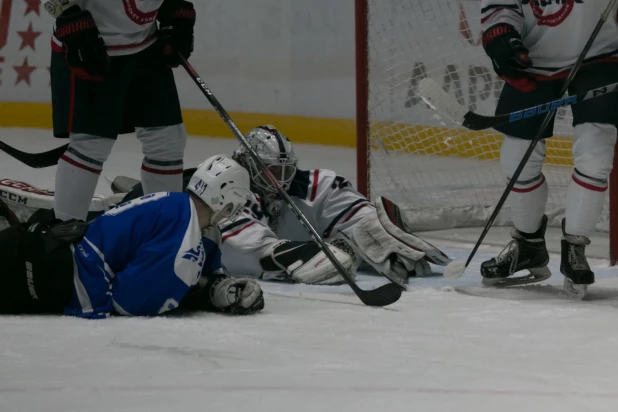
[358, 282, 402, 307]
[0, 142, 67, 168]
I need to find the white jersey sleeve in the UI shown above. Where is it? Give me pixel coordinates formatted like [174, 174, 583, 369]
[219, 170, 374, 278]
[481, 1, 618, 75]
[45, 0, 163, 56]
[293, 169, 374, 241]
[219, 194, 279, 277]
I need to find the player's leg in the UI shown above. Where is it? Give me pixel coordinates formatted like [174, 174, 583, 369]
[480, 80, 562, 286]
[562, 63, 618, 296]
[0, 219, 85, 314]
[50, 50, 136, 221]
[131, 45, 186, 194]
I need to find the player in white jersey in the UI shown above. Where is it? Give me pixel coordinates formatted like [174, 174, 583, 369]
[479, 1, 618, 295]
[41, 0, 196, 221]
[218, 126, 451, 285]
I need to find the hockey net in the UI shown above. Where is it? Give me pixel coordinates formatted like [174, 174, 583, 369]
[355, 0, 618, 262]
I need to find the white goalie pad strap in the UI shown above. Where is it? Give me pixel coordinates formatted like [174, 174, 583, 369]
[0, 179, 123, 222]
[259, 240, 354, 285]
[375, 197, 452, 266]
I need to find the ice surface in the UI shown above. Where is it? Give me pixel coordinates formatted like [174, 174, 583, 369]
[1, 128, 618, 412]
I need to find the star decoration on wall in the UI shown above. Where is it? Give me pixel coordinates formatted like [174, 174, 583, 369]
[18, 23, 42, 51]
[24, 0, 41, 16]
[14, 57, 36, 86]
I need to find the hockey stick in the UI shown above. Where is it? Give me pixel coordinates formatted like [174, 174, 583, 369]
[419, 78, 618, 131]
[0, 141, 67, 168]
[180, 57, 404, 307]
[442, 0, 618, 279]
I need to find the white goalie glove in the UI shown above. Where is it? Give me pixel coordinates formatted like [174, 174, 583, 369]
[350, 197, 452, 280]
[259, 240, 355, 285]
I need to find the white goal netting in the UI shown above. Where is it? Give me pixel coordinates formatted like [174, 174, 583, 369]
[363, 0, 610, 232]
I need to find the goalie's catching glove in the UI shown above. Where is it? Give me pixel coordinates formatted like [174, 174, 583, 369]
[55, 5, 110, 81]
[157, 0, 196, 67]
[482, 23, 536, 92]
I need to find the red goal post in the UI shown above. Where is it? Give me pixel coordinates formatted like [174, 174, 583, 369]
[354, 0, 618, 264]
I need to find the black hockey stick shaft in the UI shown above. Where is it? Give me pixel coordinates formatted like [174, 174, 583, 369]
[0, 141, 67, 168]
[180, 57, 403, 307]
[463, 81, 618, 131]
[464, 0, 618, 269]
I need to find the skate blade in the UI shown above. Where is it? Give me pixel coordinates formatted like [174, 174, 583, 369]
[562, 277, 588, 300]
[482, 266, 551, 288]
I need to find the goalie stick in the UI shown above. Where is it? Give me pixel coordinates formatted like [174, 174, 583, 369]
[0, 141, 67, 168]
[441, 0, 618, 280]
[418, 78, 618, 132]
[179, 56, 404, 307]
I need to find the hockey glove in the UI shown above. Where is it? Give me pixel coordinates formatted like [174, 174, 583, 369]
[260, 240, 355, 285]
[209, 276, 264, 315]
[55, 6, 110, 82]
[482, 23, 536, 92]
[157, 0, 196, 67]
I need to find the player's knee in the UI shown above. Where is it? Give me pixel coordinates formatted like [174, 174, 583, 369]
[137, 124, 187, 161]
[67, 133, 115, 167]
[500, 135, 545, 181]
[573, 123, 617, 180]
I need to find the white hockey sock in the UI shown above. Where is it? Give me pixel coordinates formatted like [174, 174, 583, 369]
[565, 169, 608, 237]
[509, 173, 548, 234]
[54, 154, 102, 221]
[140, 158, 184, 194]
[54, 135, 114, 221]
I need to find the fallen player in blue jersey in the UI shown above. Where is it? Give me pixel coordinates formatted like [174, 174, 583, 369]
[0, 155, 264, 318]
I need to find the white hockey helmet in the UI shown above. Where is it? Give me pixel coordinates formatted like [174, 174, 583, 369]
[233, 125, 298, 195]
[187, 155, 251, 222]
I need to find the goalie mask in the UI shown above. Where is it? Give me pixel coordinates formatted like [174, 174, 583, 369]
[233, 125, 298, 197]
[187, 155, 251, 225]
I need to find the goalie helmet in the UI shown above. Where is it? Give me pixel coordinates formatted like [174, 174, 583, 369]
[187, 155, 251, 223]
[233, 125, 298, 196]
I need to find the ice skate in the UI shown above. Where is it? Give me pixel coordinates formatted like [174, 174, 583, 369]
[480, 215, 551, 287]
[560, 220, 594, 300]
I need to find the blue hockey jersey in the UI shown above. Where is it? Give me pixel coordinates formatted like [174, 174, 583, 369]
[65, 192, 222, 319]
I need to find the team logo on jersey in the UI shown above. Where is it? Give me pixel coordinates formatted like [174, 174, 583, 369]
[122, 0, 158, 25]
[522, 0, 582, 27]
[182, 241, 206, 271]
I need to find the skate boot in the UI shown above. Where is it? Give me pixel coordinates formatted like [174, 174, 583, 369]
[561, 220, 594, 300]
[480, 215, 551, 287]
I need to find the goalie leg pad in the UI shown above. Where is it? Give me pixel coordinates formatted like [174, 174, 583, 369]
[375, 197, 451, 266]
[260, 240, 354, 285]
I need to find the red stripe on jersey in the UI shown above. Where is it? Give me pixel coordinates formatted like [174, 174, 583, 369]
[106, 34, 157, 51]
[141, 164, 183, 175]
[222, 222, 256, 242]
[310, 170, 320, 201]
[60, 154, 101, 175]
[572, 174, 607, 193]
[512, 175, 545, 193]
[342, 203, 372, 224]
